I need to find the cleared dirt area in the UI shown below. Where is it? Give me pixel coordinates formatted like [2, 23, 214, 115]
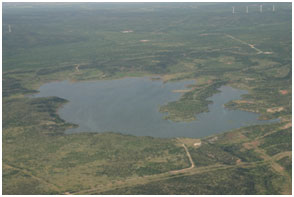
[225, 131, 247, 141]
[178, 138, 201, 147]
[236, 159, 242, 165]
[243, 140, 260, 150]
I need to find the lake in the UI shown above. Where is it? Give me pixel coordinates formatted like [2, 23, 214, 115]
[33, 77, 277, 138]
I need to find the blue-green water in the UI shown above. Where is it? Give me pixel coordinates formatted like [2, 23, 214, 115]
[34, 77, 277, 138]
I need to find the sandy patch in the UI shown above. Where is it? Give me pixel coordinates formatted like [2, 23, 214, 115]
[263, 52, 273, 54]
[44, 121, 56, 125]
[121, 30, 133, 33]
[161, 73, 189, 82]
[280, 122, 292, 130]
[172, 89, 191, 93]
[234, 100, 254, 104]
[194, 142, 202, 147]
[236, 159, 242, 164]
[207, 136, 218, 143]
[140, 40, 150, 42]
[267, 107, 284, 113]
[279, 90, 288, 95]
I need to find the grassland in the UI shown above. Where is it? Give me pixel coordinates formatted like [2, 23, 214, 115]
[2, 2, 292, 195]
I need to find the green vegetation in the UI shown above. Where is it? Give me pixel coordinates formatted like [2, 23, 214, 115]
[3, 2, 291, 195]
[188, 143, 239, 166]
[160, 79, 226, 121]
[260, 128, 292, 156]
[96, 121, 291, 195]
[98, 164, 284, 195]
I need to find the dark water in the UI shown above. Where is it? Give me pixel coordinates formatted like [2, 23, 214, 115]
[34, 77, 277, 138]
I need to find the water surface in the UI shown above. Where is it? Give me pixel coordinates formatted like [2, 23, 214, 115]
[34, 77, 276, 138]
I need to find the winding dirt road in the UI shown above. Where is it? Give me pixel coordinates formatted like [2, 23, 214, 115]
[170, 139, 195, 173]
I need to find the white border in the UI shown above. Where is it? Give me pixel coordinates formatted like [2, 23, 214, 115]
[1, 1, 293, 197]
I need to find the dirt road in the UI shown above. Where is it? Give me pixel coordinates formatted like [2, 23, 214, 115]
[225, 34, 264, 54]
[4, 163, 60, 192]
[75, 64, 80, 72]
[66, 140, 197, 195]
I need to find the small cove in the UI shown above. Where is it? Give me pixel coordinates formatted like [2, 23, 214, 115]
[33, 77, 278, 138]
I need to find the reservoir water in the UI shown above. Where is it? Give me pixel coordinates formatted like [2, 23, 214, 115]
[33, 77, 277, 138]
